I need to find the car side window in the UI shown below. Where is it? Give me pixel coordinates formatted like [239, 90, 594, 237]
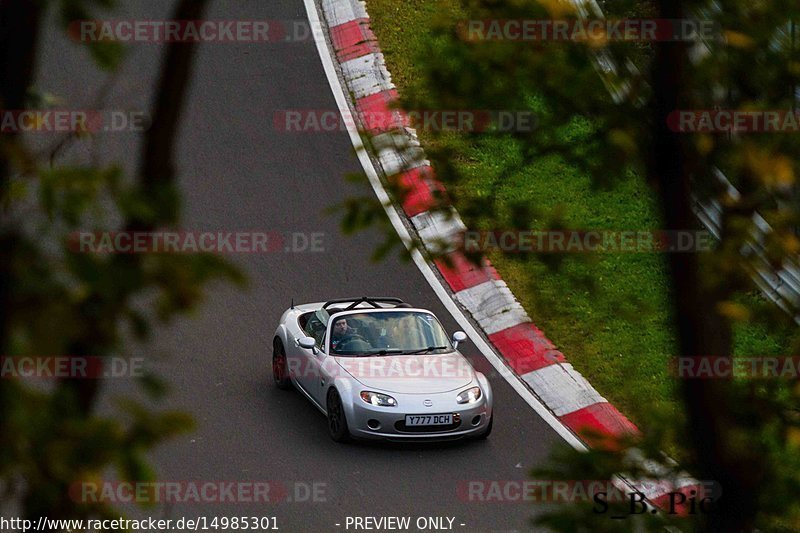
[302, 314, 327, 349]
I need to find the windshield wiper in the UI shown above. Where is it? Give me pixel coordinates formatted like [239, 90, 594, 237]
[365, 348, 404, 356]
[399, 346, 449, 355]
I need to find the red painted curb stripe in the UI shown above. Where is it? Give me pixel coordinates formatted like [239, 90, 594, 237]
[435, 252, 499, 293]
[488, 322, 565, 374]
[330, 19, 380, 62]
[560, 403, 639, 449]
[354, 89, 408, 134]
[392, 166, 445, 217]
[326, 2, 644, 461]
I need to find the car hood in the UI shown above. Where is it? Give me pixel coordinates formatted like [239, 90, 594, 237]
[334, 353, 475, 394]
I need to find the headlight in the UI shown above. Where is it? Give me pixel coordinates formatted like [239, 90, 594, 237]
[456, 386, 482, 404]
[360, 391, 397, 407]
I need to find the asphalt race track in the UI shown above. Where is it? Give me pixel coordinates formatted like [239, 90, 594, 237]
[35, 1, 565, 530]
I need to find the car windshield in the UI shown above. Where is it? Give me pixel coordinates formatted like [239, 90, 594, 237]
[328, 311, 452, 356]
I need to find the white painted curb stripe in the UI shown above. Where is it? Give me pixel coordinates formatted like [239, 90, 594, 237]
[310, 0, 670, 514]
[321, 0, 367, 27]
[304, 0, 587, 452]
[624, 449, 703, 500]
[314, 0, 705, 514]
[520, 363, 606, 416]
[411, 208, 467, 255]
[455, 280, 532, 335]
[372, 131, 429, 176]
[633, 475, 704, 500]
[339, 53, 395, 99]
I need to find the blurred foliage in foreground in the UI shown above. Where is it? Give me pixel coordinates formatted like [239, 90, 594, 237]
[351, 0, 800, 530]
[1, 0, 243, 525]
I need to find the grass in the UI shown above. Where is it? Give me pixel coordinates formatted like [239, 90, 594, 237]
[364, 0, 799, 433]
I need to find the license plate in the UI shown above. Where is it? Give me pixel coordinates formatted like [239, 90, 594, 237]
[405, 414, 452, 426]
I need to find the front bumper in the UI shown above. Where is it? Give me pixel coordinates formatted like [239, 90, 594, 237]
[346, 393, 492, 441]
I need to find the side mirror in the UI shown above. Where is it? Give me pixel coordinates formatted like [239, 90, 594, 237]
[452, 331, 468, 350]
[298, 336, 317, 354]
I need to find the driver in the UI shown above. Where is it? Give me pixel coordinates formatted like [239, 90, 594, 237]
[330, 318, 353, 350]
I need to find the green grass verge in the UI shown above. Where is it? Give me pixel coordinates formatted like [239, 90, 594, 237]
[364, 0, 799, 434]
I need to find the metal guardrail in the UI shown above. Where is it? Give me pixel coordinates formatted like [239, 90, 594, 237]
[694, 170, 800, 323]
[571, 0, 800, 323]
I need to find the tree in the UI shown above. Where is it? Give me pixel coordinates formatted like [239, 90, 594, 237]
[351, 0, 800, 529]
[0, 0, 243, 526]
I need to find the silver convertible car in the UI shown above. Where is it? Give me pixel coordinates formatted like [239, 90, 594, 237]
[272, 297, 493, 442]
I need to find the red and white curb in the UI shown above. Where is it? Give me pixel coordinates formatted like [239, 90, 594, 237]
[319, 0, 637, 450]
[308, 0, 705, 511]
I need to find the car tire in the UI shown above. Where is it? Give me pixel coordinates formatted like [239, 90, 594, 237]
[326, 388, 351, 443]
[272, 338, 291, 390]
[477, 414, 493, 439]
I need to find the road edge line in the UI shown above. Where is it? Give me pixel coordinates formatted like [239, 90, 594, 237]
[302, 0, 587, 452]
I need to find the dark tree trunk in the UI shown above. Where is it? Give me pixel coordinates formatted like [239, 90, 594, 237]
[0, 0, 42, 473]
[56, 0, 210, 417]
[0, 0, 41, 346]
[138, 0, 209, 222]
[11, 0, 209, 526]
[650, 1, 762, 530]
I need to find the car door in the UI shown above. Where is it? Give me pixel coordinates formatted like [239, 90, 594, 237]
[304, 325, 334, 406]
[295, 312, 327, 403]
